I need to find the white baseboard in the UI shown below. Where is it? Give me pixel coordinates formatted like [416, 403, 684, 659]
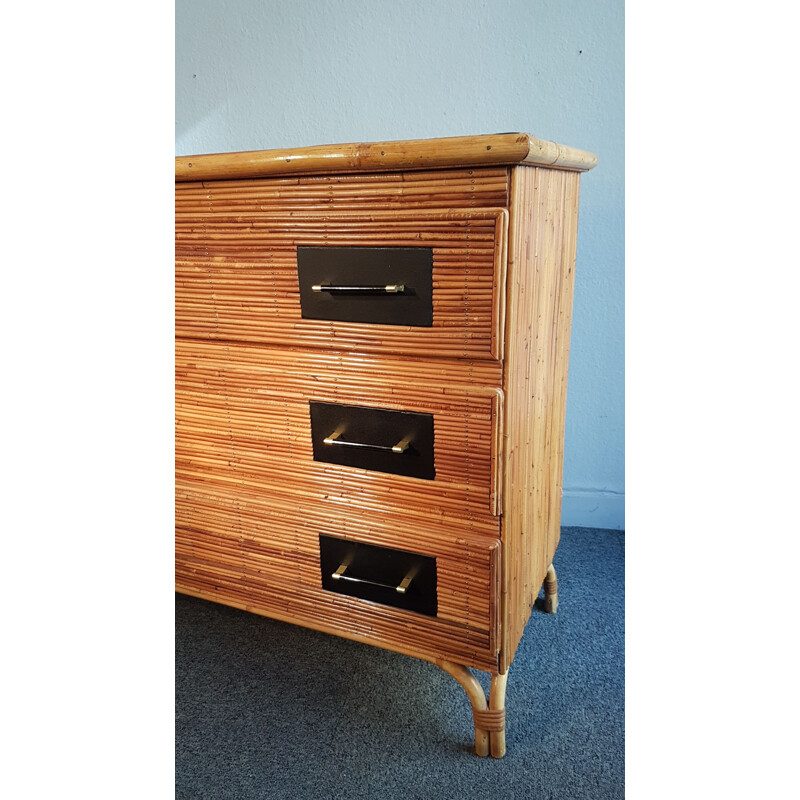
[561, 490, 625, 530]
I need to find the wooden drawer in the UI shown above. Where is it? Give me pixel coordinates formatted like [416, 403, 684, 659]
[175, 493, 501, 671]
[175, 207, 508, 360]
[176, 338, 504, 522]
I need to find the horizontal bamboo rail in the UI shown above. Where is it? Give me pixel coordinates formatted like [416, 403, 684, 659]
[175, 133, 597, 181]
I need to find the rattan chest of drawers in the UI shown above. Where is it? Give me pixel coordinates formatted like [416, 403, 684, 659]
[175, 133, 597, 757]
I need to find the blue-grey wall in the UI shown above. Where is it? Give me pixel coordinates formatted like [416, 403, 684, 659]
[176, 0, 624, 529]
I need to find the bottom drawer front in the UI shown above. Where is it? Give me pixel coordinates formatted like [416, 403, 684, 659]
[175, 488, 501, 671]
[320, 535, 437, 616]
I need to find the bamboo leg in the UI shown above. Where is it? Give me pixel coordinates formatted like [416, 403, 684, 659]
[435, 661, 510, 757]
[436, 660, 490, 756]
[488, 671, 509, 758]
[543, 563, 559, 614]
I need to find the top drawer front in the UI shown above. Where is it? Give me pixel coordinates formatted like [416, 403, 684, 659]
[176, 188, 508, 360]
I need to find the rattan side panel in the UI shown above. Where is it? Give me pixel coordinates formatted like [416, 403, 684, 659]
[499, 166, 581, 673]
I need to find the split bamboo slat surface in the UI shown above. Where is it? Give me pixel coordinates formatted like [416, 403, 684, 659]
[175, 133, 595, 754]
[175, 520, 499, 671]
[176, 338, 504, 523]
[499, 165, 582, 673]
[176, 203, 508, 360]
[175, 167, 510, 208]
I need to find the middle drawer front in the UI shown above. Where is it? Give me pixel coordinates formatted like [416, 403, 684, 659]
[177, 338, 504, 523]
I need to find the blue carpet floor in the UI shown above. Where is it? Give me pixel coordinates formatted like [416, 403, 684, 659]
[176, 526, 624, 799]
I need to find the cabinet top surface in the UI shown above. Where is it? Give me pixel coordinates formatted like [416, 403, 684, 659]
[175, 132, 597, 182]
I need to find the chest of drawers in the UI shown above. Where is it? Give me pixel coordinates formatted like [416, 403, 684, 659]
[175, 133, 597, 757]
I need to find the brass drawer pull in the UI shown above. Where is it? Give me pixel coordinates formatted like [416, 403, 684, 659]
[323, 429, 411, 454]
[311, 282, 405, 294]
[332, 562, 418, 594]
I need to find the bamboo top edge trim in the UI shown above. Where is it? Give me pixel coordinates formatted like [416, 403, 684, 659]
[175, 133, 598, 182]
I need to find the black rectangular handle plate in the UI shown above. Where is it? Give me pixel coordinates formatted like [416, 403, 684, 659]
[297, 246, 433, 326]
[310, 401, 435, 480]
[319, 534, 437, 616]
